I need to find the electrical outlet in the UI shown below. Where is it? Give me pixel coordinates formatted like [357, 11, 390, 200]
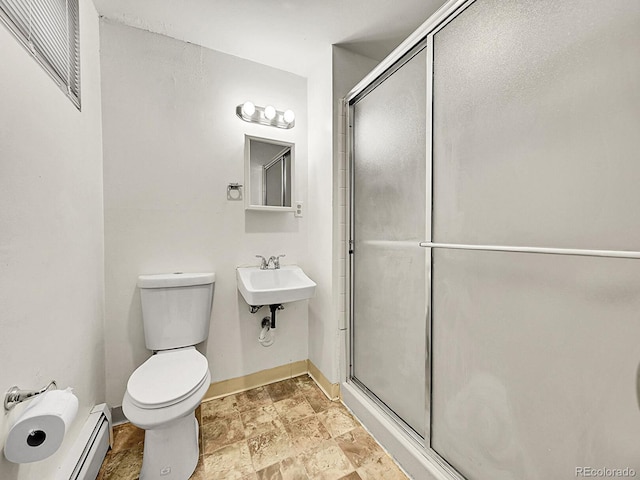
[294, 201, 303, 217]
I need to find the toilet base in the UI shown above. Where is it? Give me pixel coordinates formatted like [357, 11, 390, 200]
[140, 413, 199, 480]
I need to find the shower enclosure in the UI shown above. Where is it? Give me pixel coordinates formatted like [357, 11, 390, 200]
[345, 1, 640, 478]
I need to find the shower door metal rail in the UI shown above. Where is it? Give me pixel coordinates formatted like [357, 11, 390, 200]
[345, 1, 498, 480]
[418, 242, 640, 259]
[345, 32, 467, 480]
[347, 38, 430, 448]
[345, 3, 475, 480]
[347, 0, 640, 477]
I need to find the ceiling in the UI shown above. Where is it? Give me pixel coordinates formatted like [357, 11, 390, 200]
[93, 0, 447, 77]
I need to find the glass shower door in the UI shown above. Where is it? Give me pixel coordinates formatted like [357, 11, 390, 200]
[350, 48, 428, 437]
[430, 0, 640, 478]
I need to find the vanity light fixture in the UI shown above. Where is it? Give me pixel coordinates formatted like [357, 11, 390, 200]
[283, 109, 295, 124]
[241, 101, 256, 117]
[236, 101, 295, 129]
[264, 105, 277, 120]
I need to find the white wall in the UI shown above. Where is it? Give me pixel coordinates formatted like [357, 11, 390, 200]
[306, 48, 338, 383]
[305, 46, 379, 386]
[0, 0, 105, 477]
[100, 21, 309, 407]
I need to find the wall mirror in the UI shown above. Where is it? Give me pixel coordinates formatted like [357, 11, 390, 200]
[245, 135, 295, 211]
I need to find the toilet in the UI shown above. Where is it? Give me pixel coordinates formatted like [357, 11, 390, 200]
[122, 272, 215, 480]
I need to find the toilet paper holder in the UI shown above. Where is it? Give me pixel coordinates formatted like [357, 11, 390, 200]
[4, 380, 57, 411]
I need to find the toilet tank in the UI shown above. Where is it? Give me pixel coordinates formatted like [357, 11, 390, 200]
[137, 272, 215, 351]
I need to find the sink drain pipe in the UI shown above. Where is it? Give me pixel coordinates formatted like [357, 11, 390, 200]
[259, 317, 275, 347]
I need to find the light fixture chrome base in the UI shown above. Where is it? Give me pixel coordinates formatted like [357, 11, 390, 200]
[236, 104, 295, 129]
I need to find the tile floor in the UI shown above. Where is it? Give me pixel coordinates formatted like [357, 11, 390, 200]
[97, 375, 409, 480]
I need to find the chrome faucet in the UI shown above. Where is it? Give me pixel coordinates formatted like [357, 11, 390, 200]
[256, 255, 269, 270]
[271, 254, 286, 269]
[257, 254, 285, 269]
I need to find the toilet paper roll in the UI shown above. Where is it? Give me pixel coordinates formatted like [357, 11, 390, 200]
[4, 388, 78, 463]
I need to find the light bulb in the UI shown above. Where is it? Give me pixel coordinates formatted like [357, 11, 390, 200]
[241, 101, 256, 117]
[283, 109, 295, 124]
[264, 105, 276, 120]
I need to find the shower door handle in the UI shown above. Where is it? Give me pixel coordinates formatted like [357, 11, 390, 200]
[418, 241, 640, 259]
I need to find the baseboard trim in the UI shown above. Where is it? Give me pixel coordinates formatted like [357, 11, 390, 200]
[203, 360, 308, 400]
[202, 359, 340, 401]
[307, 360, 340, 400]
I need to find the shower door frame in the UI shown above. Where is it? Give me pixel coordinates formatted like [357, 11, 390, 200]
[347, 0, 640, 477]
[344, 0, 478, 478]
[347, 36, 430, 448]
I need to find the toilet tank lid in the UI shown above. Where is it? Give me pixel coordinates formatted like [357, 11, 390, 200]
[138, 272, 215, 288]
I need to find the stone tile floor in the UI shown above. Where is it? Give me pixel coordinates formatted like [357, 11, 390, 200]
[97, 375, 409, 479]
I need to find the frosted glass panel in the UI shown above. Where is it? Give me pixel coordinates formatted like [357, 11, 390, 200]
[431, 249, 640, 479]
[352, 49, 427, 436]
[433, 0, 640, 250]
[431, 0, 640, 476]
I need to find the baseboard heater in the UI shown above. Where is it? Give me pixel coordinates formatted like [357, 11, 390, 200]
[56, 404, 112, 480]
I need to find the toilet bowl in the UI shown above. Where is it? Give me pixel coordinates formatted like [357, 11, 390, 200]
[123, 272, 215, 480]
[123, 347, 211, 479]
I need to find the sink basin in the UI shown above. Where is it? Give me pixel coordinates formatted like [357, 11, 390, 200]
[236, 265, 317, 306]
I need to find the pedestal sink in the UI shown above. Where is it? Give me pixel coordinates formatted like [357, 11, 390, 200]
[236, 265, 316, 306]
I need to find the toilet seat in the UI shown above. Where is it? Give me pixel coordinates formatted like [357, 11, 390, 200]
[122, 369, 211, 431]
[127, 347, 209, 409]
